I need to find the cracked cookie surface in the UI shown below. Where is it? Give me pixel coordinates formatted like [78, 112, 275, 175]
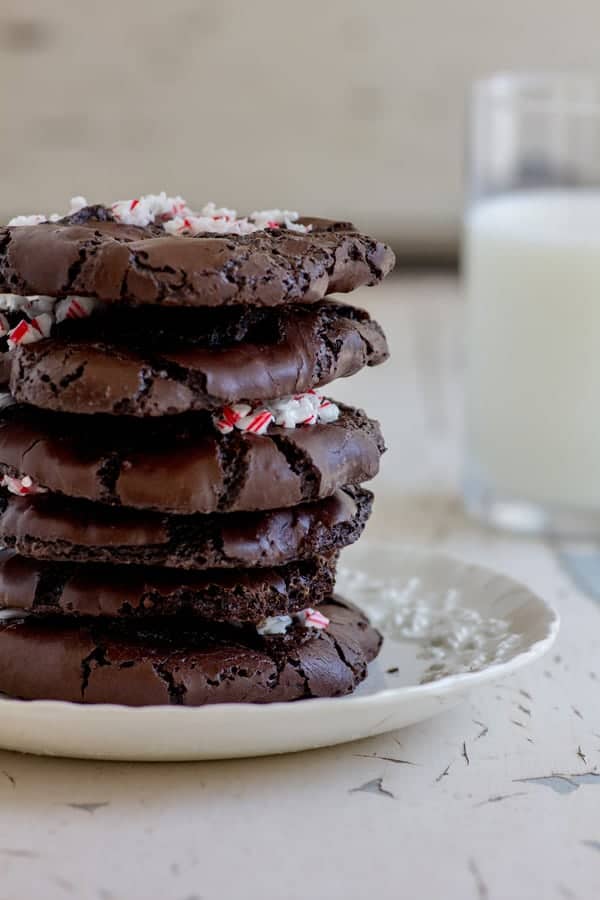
[10, 301, 389, 416]
[0, 549, 337, 622]
[0, 596, 381, 704]
[0, 404, 383, 513]
[0, 206, 395, 308]
[0, 486, 372, 569]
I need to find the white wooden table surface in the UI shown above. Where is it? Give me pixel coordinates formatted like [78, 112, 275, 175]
[0, 275, 598, 900]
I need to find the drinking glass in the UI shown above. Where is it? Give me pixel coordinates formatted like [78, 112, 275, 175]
[463, 73, 600, 535]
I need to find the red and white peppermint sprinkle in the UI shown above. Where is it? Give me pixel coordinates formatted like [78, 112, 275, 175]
[214, 393, 339, 436]
[7, 312, 53, 349]
[256, 615, 293, 636]
[25, 296, 55, 316]
[215, 404, 273, 435]
[298, 608, 330, 630]
[214, 403, 252, 434]
[8, 214, 48, 227]
[112, 193, 189, 228]
[255, 607, 330, 636]
[55, 296, 98, 323]
[8, 319, 36, 348]
[250, 208, 308, 233]
[316, 396, 339, 424]
[1, 474, 47, 496]
[0, 293, 104, 352]
[0, 295, 31, 314]
[235, 409, 274, 435]
[269, 392, 330, 428]
[69, 196, 87, 214]
[8, 197, 88, 227]
[163, 213, 258, 237]
[9, 194, 311, 236]
[0, 294, 54, 316]
[30, 313, 53, 337]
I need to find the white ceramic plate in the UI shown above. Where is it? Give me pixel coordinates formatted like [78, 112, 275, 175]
[0, 542, 559, 760]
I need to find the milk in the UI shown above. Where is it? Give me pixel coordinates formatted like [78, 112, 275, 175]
[465, 190, 600, 511]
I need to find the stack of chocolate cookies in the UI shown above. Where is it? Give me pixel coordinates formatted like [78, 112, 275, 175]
[0, 195, 394, 705]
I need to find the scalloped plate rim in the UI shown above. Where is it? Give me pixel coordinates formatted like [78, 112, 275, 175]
[0, 545, 560, 724]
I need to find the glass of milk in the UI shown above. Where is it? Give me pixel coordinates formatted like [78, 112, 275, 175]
[464, 74, 600, 535]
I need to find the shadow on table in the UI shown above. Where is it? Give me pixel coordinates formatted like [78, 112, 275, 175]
[0, 703, 468, 813]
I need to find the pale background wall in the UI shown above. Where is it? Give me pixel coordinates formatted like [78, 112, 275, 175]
[2, 0, 600, 256]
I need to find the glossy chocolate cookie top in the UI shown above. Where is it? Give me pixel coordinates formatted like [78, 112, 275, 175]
[0, 549, 338, 623]
[0, 403, 383, 514]
[10, 301, 388, 416]
[0, 486, 372, 570]
[0, 596, 381, 704]
[0, 200, 395, 308]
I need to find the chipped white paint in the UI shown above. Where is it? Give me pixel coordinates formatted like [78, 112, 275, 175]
[0, 276, 597, 900]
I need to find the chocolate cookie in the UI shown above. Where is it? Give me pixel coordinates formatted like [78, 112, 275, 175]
[0, 404, 383, 513]
[10, 302, 388, 416]
[51, 298, 388, 355]
[0, 596, 381, 704]
[0, 549, 337, 622]
[0, 486, 371, 569]
[0, 208, 394, 308]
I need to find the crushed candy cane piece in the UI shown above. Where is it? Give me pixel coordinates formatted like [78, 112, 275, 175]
[8, 197, 89, 227]
[1, 474, 47, 496]
[250, 209, 307, 233]
[255, 607, 330, 636]
[256, 615, 293, 636]
[163, 214, 258, 237]
[0, 294, 33, 313]
[270, 392, 340, 428]
[297, 608, 330, 630]
[55, 296, 98, 323]
[30, 313, 53, 337]
[112, 192, 189, 228]
[0, 294, 102, 352]
[25, 296, 55, 316]
[200, 202, 238, 221]
[316, 396, 340, 424]
[6, 320, 29, 345]
[7, 312, 52, 348]
[8, 214, 48, 227]
[269, 393, 319, 429]
[8, 319, 40, 348]
[9, 194, 311, 236]
[214, 392, 339, 435]
[214, 403, 253, 434]
[69, 196, 88, 214]
[235, 409, 274, 435]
